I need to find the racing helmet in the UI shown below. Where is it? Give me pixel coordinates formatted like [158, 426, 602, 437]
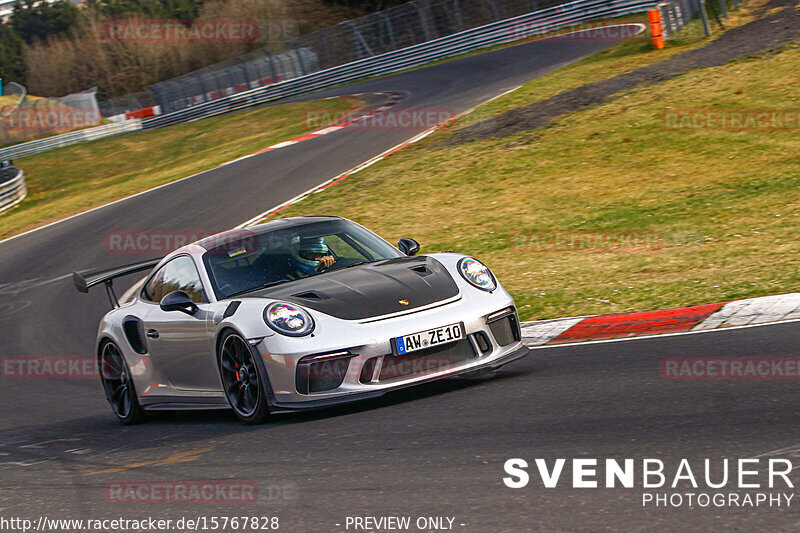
[291, 236, 330, 276]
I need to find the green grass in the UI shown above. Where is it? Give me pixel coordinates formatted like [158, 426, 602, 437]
[0, 96, 361, 240]
[272, 19, 800, 321]
[0, 95, 23, 107]
[459, 5, 754, 127]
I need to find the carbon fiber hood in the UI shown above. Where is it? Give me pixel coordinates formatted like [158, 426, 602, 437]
[248, 256, 459, 320]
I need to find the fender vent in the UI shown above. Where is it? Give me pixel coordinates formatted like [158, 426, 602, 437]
[223, 301, 241, 319]
[122, 316, 147, 354]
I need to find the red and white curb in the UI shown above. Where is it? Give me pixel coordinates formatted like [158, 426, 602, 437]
[223, 92, 404, 165]
[521, 293, 800, 347]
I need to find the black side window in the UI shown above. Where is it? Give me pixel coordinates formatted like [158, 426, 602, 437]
[143, 256, 206, 303]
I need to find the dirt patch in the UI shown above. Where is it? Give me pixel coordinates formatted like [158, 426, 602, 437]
[449, 0, 800, 143]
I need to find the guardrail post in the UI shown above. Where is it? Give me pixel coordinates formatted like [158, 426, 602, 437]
[294, 49, 308, 75]
[718, 0, 728, 17]
[659, 4, 673, 39]
[378, 12, 397, 51]
[0, 106, 8, 145]
[344, 20, 375, 59]
[409, 1, 434, 41]
[698, 0, 712, 35]
[487, 0, 501, 20]
[670, 0, 682, 30]
[452, 0, 465, 31]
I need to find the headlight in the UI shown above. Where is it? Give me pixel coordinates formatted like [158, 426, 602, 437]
[264, 302, 315, 337]
[458, 257, 497, 292]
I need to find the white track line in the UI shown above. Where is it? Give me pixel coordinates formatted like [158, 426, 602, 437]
[236, 83, 524, 228]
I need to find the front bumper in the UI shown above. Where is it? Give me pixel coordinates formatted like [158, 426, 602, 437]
[264, 344, 530, 413]
[256, 296, 529, 409]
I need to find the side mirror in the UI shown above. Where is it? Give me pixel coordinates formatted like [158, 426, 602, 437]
[160, 290, 198, 315]
[398, 238, 420, 256]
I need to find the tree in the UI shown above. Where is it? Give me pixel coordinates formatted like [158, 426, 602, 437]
[10, 0, 83, 44]
[0, 22, 25, 84]
[85, 0, 203, 19]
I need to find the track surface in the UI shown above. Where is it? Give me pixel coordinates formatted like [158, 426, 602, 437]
[2, 33, 799, 532]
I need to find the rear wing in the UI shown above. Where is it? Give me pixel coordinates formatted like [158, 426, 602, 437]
[73, 258, 161, 308]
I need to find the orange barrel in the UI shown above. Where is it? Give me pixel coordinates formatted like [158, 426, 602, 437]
[647, 9, 665, 49]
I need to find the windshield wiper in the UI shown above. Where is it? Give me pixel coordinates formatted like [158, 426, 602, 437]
[342, 260, 370, 269]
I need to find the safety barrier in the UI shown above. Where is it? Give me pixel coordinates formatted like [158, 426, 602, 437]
[0, 119, 142, 162]
[143, 0, 659, 129]
[0, 167, 26, 214]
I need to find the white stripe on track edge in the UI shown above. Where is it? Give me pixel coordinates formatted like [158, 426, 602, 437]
[235, 83, 524, 229]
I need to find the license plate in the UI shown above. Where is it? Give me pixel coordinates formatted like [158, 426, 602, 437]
[394, 322, 464, 355]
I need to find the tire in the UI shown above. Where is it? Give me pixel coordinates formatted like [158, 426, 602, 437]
[99, 340, 145, 425]
[218, 331, 271, 425]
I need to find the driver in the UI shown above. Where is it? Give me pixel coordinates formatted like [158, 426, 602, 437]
[289, 236, 336, 278]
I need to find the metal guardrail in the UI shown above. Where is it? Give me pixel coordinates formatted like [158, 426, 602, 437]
[0, 119, 142, 162]
[0, 0, 658, 157]
[658, 0, 733, 39]
[0, 168, 26, 214]
[144, 0, 658, 129]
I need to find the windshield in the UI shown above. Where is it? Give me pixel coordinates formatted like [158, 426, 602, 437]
[202, 219, 404, 300]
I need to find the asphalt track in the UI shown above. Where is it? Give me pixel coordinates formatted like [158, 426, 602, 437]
[2, 29, 800, 532]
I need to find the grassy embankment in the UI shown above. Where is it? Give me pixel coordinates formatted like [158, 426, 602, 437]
[272, 8, 800, 321]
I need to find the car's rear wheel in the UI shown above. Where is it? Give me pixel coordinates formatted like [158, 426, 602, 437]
[218, 331, 270, 425]
[99, 340, 145, 425]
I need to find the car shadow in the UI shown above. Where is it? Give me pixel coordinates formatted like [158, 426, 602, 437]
[164, 366, 534, 427]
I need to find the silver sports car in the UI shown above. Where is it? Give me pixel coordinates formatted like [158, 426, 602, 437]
[74, 216, 529, 424]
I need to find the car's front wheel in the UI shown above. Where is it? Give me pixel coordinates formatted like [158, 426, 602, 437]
[99, 340, 145, 425]
[218, 331, 270, 425]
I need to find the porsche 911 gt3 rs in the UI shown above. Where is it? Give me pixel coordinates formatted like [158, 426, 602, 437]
[74, 216, 529, 424]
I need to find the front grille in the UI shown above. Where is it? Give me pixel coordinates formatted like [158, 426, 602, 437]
[488, 310, 521, 347]
[379, 339, 477, 381]
[296, 353, 352, 394]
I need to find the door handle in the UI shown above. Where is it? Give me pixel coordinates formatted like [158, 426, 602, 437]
[146, 329, 159, 339]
